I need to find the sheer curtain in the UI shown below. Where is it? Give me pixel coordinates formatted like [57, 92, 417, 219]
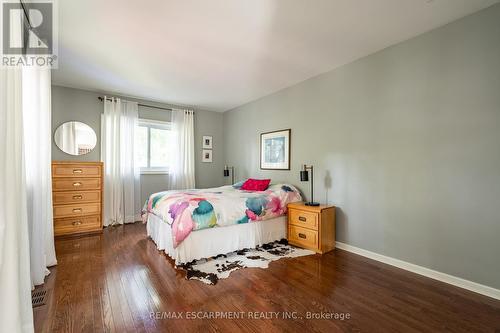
[169, 109, 195, 190]
[101, 97, 140, 226]
[22, 67, 57, 286]
[0, 68, 34, 332]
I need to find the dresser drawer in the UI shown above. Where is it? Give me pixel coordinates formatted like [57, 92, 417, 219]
[52, 164, 102, 178]
[288, 225, 318, 250]
[54, 215, 101, 236]
[53, 203, 101, 219]
[53, 190, 101, 205]
[289, 208, 318, 230]
[53, 178, 101, 191]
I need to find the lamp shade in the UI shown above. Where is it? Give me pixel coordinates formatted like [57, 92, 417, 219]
[300, 170, 309, 182]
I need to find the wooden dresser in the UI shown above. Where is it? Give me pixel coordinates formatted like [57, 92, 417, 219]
[287, 202, 335, 254]
[52, 161, 103, 236]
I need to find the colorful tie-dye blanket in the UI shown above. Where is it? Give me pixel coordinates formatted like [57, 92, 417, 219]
[142, 184, 302, 248]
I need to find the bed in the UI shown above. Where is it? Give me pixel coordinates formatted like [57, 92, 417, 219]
[142, 183, 302, 264]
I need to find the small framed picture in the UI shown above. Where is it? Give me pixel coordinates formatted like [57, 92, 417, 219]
[260, 129, 291, 170]
[202, 149, 213, 163]
[202, 135, 213, 149]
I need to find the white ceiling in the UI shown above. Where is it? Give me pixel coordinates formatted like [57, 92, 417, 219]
[53, 0, 498, 111]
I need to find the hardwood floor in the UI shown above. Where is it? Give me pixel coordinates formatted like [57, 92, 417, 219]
[33, 222, 500, 333]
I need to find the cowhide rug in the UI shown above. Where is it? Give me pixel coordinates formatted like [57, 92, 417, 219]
[176, 239, 315, 285]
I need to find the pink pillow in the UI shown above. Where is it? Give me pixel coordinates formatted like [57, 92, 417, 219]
[240, 178, 271, 191]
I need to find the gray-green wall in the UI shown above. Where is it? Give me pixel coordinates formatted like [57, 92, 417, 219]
[223, 5, 500, 289]
[51, 86, 225, 206]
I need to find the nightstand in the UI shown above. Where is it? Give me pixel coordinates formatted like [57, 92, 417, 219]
[287, 202, 335, 254]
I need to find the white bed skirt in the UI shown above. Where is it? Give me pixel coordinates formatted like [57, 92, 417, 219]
[146, 214, 287, 264]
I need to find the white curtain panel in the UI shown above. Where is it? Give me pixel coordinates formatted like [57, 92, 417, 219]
[120, 101, 141, 223]
[169, 109, 195, 190]
[101, 97, 140, 226]
[0, 68, 34, 332]
[22, 67, 57, 286]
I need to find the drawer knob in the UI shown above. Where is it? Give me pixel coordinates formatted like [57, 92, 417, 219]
[298, 216, 307, 222]
[73, 169, 83, 174]
[298, 233, 307, 239]
[73, 182, 82, 187]
[73, 195, 83, 200]
[72, 208, 82, 213]
[72, 221, 82, 226]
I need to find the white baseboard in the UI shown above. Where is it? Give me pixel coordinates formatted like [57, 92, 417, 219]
[335, 241, 500, 301]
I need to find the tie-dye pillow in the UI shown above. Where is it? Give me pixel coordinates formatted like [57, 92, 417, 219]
[232, 179, 247, 189]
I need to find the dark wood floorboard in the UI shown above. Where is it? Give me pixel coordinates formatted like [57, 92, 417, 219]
[33, 222, 500, 333]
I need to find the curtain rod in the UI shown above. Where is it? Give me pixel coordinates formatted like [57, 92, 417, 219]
[97, 96, 178, 112]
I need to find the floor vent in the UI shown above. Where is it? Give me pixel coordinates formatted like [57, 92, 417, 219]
[32, 289, 48, 308]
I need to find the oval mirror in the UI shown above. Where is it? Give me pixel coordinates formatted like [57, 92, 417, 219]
[54, 121, 97, 156]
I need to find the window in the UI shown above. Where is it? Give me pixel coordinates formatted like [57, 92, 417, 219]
[135, 119, 172, 174]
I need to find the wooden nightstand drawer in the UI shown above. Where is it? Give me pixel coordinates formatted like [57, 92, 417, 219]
[289, 225, 318, 250]
[54, 215, 101, 236]
[53, 190, 101, 205]
[289, 208, 318, 230]
[52, 163, 102, 178]
[53, 203, 101, 219]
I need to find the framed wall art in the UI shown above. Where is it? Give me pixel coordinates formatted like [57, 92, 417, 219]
[202, 149, 213, 163]
[202, 135, 213, 149]
[260, 129, 290, 170]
